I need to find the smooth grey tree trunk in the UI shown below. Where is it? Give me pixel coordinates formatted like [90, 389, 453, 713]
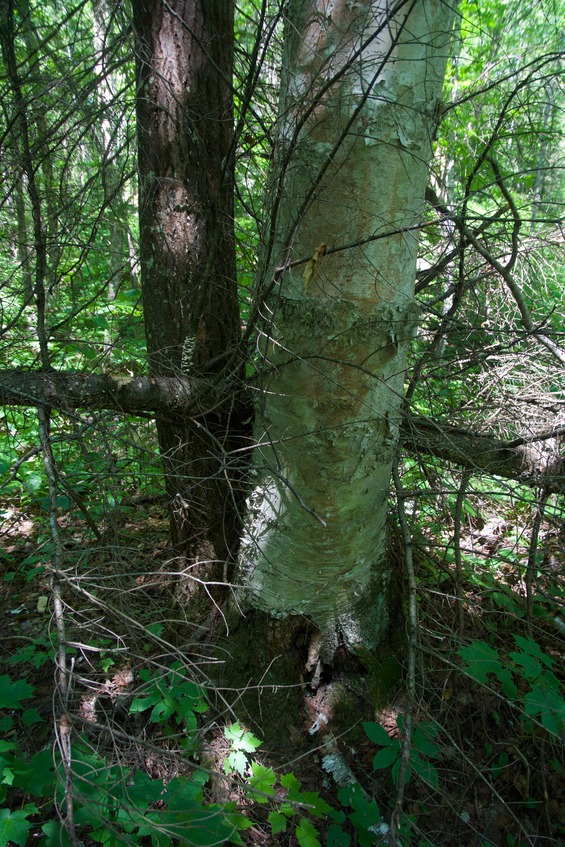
[236, 0, 456, 656]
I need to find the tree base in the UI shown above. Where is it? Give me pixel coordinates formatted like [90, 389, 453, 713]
[219, 596, 405, 753]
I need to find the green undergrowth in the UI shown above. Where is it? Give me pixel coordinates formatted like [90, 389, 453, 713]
[1, 623, 563, 847]
[1, 491, 564, 847]
[0, 664, 342, 847]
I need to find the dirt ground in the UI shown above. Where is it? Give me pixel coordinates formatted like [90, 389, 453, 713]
[1, 501, 564, 846]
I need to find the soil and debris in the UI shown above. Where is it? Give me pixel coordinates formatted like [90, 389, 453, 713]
[1, 496, 564, 846]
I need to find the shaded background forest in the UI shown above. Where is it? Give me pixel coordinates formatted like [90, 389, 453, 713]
[0, 1, 564, 845]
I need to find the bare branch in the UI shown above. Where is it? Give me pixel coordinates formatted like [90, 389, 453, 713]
[0, 368, 241, 418]
[0, 368, 561, 493]
[402, 414, 564, 494]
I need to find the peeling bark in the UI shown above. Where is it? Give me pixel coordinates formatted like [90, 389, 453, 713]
[235, 0, 456, 653]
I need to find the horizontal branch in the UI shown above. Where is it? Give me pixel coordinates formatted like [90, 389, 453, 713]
[0, 368, 234, 418]
[402, 415, 564, 494]
[0, 369, 562, 493]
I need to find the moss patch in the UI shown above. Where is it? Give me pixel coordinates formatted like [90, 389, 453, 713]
[220, 610, 309, 753]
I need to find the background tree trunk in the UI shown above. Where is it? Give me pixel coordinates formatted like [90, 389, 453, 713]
[132, 0, 245, 577]
[236, 0, 455, 656]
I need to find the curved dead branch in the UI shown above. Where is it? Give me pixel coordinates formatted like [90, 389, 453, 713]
[402, 414, 564, 494]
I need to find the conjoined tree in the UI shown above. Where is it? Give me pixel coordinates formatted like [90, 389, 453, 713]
[1, 0, 563, 664]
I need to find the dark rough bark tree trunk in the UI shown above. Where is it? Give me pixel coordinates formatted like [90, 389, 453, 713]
[132, 0, 245, 579]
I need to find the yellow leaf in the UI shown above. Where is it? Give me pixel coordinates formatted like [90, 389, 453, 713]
[303, 243, 326, 291]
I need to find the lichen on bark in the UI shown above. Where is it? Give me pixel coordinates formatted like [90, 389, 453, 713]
[235, 0, 456, 656]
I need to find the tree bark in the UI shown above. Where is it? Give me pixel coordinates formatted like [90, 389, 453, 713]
[0, 370, 228, 417]
[132, 0, 245, 572]
[234, 0, 456, 656]
[400, 415, 565, 495]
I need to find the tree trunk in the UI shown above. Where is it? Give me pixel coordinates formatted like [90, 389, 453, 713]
[132, 0, 245, 577]
[235, 0, 455, 656]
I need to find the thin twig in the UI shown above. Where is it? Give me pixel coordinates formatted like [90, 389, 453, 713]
[38, 405, 79, 847]
[454, 470, 471, 638]
[390, 462, 418, 845]
[526, 489, 549, 636]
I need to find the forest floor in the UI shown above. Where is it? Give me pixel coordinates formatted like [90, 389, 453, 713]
[1, 495, 564, 847]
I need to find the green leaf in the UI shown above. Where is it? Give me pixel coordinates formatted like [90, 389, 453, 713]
[372, 744, 399, 770]
[92, 315, 109, 329]
[224, 722, 261, 752]
[128, 691, 159, 714]
[150, 695, 176, 723]
[118, 769, 164, 808]
[225, 749, 247, 776]
[336, 782, 360, 808]
[40, 819, 74, 847]
[20, 471, 43, 493]
[326, 823, 350, 847]
[12, 749, 55, 795]
[0, 807, 35, 847]
[90, 826, 115, 846]
[163, 774, 205, 810]
[268, 811, 288, 835]
[280, 771, 301, 793]
[164, 807, 235, 847]
[120, 288, 141, 301]
[512, 636, 554, 669]
[0, 676, 34, 709]
[21, 708, 44, 727]
[410, 752, 439, 789]
[296, 792, 333, 818]
[0, 717, 13, 734]
[238, 733, 261, 753]
[223, 721, 243, 742]
[224, 808, 254, 836]
[509, 651, 541, 681]
[248, 762, 277, 801]
[349, 799, 382, 836]
[1, 768, 15, 787]
[135, 811, 170, 847]
[524, 683, 565, 736]
[7, 641, 50, 669]
[296, 818, 321, 847]
[510, 637, 556, 685]
[458, 641, 517, 697]
[412, 725, 441, 759]
[338, 783, 381, 833]
[363, 721, 394, 746]
[458, 640, 500, 680]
